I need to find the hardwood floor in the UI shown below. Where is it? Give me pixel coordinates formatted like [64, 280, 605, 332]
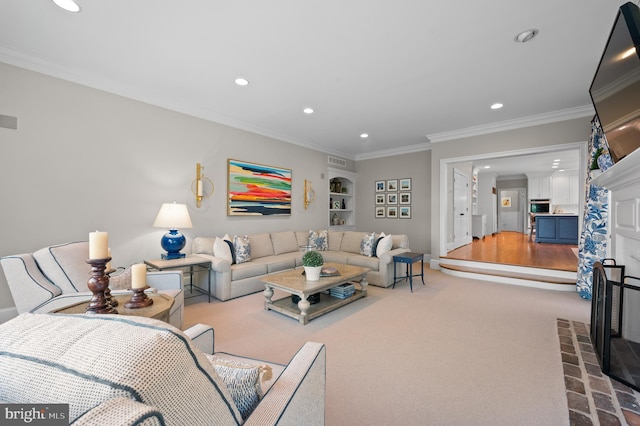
[442, 231, 578, 272]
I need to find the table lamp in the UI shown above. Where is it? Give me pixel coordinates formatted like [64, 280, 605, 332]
[153, 202, 193, 259]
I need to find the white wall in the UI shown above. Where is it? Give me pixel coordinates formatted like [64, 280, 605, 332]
[0, 63, 345, 310]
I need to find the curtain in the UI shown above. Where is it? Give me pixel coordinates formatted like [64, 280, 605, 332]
[576, 117, 611, 300]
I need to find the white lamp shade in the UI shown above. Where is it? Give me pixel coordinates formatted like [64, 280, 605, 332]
[153, 203, 193, 229]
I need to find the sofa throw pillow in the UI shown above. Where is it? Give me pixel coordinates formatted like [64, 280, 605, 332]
[206, 355, 272, 421]
[374, 233, 393, 257]
[233, 235, 251, 264]
[360, 232, 376, 257]
[214, 235, 235, 264]
[308, 230, 328, 251]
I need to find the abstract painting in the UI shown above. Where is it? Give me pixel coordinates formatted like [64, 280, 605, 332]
[227, 159, 291, 216]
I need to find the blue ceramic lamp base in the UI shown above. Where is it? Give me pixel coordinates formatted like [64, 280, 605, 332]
[160, 229, 186, 260]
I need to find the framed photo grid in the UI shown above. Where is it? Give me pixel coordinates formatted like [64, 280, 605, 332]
[374, 178, 411, 218]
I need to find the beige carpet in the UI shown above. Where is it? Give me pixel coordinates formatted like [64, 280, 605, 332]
[185, 268, 592, 425]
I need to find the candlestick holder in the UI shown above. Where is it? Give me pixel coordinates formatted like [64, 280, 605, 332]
[104, 268, 118, 307]
[125, 286, 153, 309]
[86, 258, 118, 314]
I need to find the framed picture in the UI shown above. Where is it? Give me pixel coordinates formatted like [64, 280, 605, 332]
[375, 180, 386, 192]
[375, 194, 385, 205]
[387, 206, 398, 218]
[501, 197, 512, 208]
[375, 206, 386, 218]
[399, 206, 411, 219]
[399, 192, 411, 205]
[227, 159, 291, 216]
[399, 178, 412, 191]
[387, 179, 398, 191]
[386, 193, 397, 204]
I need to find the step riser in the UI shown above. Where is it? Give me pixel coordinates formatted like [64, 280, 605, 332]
[440, 267, 576, 292]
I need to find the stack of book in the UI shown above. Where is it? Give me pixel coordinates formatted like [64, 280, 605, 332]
[330, 283, 355, 299]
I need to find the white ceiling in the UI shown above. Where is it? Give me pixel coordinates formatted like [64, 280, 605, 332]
[0, 0, 629, 163]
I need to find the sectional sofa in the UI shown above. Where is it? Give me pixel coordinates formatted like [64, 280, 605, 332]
[192, 230, 411, 301]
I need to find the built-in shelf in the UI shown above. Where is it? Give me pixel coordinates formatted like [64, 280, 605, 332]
[328, 168, 356, 230]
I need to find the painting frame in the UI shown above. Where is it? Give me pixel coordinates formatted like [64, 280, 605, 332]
[399, 192, 411, 205]
[399, 178, 412, 191]
[375, 206, 386, 218]
[501, 197, 512, 208]
[375, 194, 385, 205]
[227, 159, 292, 216]
[387, 179, 398, 191]
[387, 206, 398, 218]
[399, 206, 411, 219]
[386, 193, 398, 204]
[375, 180, 386, 192]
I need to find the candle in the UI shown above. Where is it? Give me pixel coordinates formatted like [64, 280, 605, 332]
[197, 179, 203, 197]
[89, 231, 109, 259]
[106, 248, 112, 270]
[131, 263, 147, 289]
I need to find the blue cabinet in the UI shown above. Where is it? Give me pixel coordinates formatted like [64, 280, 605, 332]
[535, 215, 578, 244]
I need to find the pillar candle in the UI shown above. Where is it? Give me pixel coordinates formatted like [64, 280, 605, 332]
[89, 231, 109, 259]
[197, 179, 203, 197]
[131, 263, 147, 289]
[106, 248, 112, 270]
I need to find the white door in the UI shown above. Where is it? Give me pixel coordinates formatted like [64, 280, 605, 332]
[453, 169, 469, 249]
[498, 189, 525, 232]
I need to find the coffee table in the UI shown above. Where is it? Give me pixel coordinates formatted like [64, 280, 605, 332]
[54, 293, 174, 323]
[261, 262, 369, 325]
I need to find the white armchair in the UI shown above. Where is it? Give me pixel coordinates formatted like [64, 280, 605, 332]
[0, 241, 184, 328]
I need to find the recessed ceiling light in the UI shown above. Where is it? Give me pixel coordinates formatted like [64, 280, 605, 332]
[303, 107, 314, 114]
[234, 78, 249, 86]
[484, 165, 491, 169]
[514, 29, 539, 43]
[559, 169, 565, 172]
[552, 165, 559, 168]
[53, 0, 80, 12]
[490, 103, 503, 110]
[360, 133, 369, 139]
[554, 159, 561, 162]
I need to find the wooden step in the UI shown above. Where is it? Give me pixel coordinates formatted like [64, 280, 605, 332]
[439, 263, 576, 286]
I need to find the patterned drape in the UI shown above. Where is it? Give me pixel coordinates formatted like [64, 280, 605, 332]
[576, 117, 610, 299]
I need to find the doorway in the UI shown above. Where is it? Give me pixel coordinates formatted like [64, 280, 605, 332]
[498, 188, 527, 233]
[452, 169, 470, 250]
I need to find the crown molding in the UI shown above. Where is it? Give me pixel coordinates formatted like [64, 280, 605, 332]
[355, 142, 432, 161]
[426, 105, 595, 143]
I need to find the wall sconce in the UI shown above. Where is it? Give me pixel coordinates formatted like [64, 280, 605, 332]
[304, 179, 315, 210]
[193, 163, 214, 208]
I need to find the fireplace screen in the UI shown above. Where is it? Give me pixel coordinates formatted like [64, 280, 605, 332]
[590, 260, 640, 391]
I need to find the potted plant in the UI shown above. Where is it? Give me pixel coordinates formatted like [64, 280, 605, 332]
[302, 250, 323, 281]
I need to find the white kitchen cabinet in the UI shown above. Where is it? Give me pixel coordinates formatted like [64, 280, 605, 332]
[551, 174, 579, 205]
[528, 176, 551, 199]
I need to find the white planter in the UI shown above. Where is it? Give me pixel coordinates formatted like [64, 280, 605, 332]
[304, 266, 322, 281]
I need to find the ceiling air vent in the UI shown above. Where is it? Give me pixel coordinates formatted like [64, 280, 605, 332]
[328, 156, 347, 168]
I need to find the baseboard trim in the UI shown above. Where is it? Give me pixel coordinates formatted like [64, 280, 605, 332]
[0, 306, 18, 324]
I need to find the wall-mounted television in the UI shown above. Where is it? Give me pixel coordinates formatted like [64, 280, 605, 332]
[590, 2, 640, 163]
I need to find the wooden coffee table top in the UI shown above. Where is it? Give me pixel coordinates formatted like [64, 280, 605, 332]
[261, 262, 368, 295]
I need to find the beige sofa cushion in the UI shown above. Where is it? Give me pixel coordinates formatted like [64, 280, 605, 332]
[249, 233, 274, 259]
[271, 231, 298, 255]
[340, 231, 367, 254]
[192, 237, 215, 255]
[327, 231, 343, 251]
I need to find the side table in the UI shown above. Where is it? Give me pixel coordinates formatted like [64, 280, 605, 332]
[144, 255, 212, 302]
[392, 252, 425, 292]
[55, 293, 174, 323]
